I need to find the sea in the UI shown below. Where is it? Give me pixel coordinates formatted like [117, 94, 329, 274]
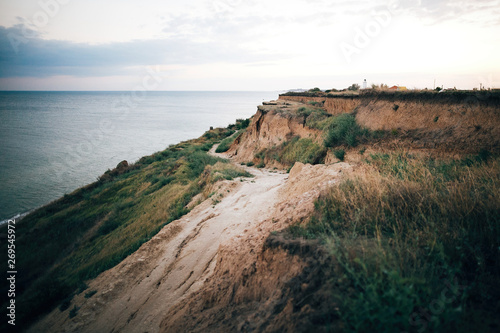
[0, 91, 279, 223]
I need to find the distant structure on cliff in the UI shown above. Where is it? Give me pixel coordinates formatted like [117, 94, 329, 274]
[389, 85, 407, 91]
[363, 79, 367, 89]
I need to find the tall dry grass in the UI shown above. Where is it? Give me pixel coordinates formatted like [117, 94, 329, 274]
[290, 152, 500, 332]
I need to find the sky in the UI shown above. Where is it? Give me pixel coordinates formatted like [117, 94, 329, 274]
[0, 0, 499, 91]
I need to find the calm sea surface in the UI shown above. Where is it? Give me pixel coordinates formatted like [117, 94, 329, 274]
[0, 91, 278, 222]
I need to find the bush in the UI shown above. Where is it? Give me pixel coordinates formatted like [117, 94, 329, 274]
[215, 138, 233, 153]
[347, 83, 360, 91]
[324, 114, 369, 148]
[69, 306, 79, 319]
[215, 129, 244, 153]
[236, 118, 251, 130]
[334, 149, 345, 161]
[278, 137, 326, 166]
[305, 109, 331, 130]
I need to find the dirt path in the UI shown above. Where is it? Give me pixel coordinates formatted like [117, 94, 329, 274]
[29, 146, 289, 333]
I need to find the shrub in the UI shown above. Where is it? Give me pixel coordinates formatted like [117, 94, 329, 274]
[215, 129, 244, 153]
[334, 149, 345, 161]
[69, 306, 79, 319]
[236, 118, 251, 130]
[215, 138, 233, 153]
[305, 110, 331, 130]
[347, 83, 360, 91]
[324, 114, 369, 148]
[278, 137, 326, 166]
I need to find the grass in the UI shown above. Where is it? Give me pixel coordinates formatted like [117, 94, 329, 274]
[0, 126, 237, 330]
[324, 113, 371, 148]
[215, 129, 245, 153]
[256, 136, 326, 168]
[288, 152, 500, 332]
[334, 149, 345, 161]
[200, 162, 253, 184]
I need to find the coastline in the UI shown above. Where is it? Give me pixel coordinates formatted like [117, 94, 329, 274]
[0, 210, 32, 228]
[0, 91, 278, 226]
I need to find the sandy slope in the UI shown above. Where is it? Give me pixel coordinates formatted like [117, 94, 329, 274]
[29, 146, 291, 333]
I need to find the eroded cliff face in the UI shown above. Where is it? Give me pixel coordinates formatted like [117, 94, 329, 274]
[354, 97, 499, 151]
[227, 101, 321, 165]
[280, 95, 361, 115]
[280, 93, 500, 152]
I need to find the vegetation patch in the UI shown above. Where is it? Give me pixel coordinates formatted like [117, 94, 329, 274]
[215, 129, 245, 153]
[288, 153, 500, 332]
[200, 162, 252, 184]
[333, 149, 345, 161]
[257, 136, 326, 167]
[324, 113, 371, 148]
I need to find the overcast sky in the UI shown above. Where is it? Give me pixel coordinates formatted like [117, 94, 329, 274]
[0, 0, 499, 90]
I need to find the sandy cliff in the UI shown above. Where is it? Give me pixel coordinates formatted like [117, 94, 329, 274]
[280, 92, 500, 153]
[226, 100, 321, 167]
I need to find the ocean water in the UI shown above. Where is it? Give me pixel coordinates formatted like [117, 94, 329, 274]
[0, 91, 278, 222]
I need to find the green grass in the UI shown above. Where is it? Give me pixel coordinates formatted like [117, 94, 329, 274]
[215, 129, 245, 153]
[257, 136, 326, 168]
[201, 162, 253, 184]
[288, 153, 500, 332]
[324, 113, 371, 148]
[334, 149, 345, 161]
[0, 127, 236, 330]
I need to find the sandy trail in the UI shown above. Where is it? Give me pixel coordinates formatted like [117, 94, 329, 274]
[29, 146, 289, 333]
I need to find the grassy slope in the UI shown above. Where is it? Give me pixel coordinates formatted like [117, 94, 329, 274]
[288, 153, 499, 332]
[0, 126, 253, 331]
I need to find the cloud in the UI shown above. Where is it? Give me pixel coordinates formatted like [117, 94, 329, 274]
[0, 24, 282, 78]
[391, 0, 500, 25]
